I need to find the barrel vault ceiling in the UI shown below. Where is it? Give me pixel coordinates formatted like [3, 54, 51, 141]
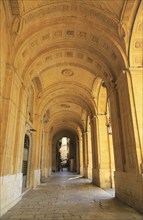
[4, 0, 141, 137]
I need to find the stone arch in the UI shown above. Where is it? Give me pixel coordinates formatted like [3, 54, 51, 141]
[129, 1, 143, 68]
[32, 76, 43, 97]
[93, 80, 115, 188]
[11, 15, 128, 85]
[51, 129, 79, 173]
[38, 83, 96, 120]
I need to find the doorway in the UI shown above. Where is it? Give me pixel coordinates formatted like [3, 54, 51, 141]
[22, 134, 30, 192]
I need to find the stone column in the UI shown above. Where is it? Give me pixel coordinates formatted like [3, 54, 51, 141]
[79, 135, 83, 175]
[0, 64, 23, 215]
[114, 72, 139, 171]
[41, 129, 49, 178]
[109, 84, 125, 172]
[108, 129, 115, 188]
[1, 64, 15, 175]
[87, 124, 93, 179]
[48, 138, 52, 175]
[90, 116, 100, 185]
[13, 84, 27, 174]
[42, 128, 53, 177]
[126, 68, 143, 172]
[76, 139, 80, 174]
[1, 64, 23, 175]
[52, 141, 57, 172]
[110, 71, 143, 213]
[32, 113, 42, 188]
[40, 130, 44, 179]
[97, 113, 111, 188]
[82, 131, 88, 178]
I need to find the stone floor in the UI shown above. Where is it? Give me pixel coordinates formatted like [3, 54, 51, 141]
[0, 172, 142, 220]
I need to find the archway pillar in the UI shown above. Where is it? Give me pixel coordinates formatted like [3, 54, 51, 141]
[82, 131, 88, 178]
[32, 114, 42, 188]
[97, 114, 112, 188]
[90, 116, 100, 186]
[110, 72, 143, 213]
[76, 139, 80, 174]
[87, 121, 93, 179]
[40, 129, 49, 180]
[1, 64, 21, 175]
[109, 86, 125, 172]
[52, 141, 57, 172]
[48, 138, 52, 175]
[0, 65, 25, 216]
[13, 85, 27, 174]
[42, 129, 52, 178]
[45, 133, 52, 177]
[79, 135, 84, 176]
[127, 68, 143, 171]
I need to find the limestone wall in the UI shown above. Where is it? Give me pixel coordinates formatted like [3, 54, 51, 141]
[0, 173, 22, 216]
[33, 170, 41, 188]
[115, 171, 143, 213]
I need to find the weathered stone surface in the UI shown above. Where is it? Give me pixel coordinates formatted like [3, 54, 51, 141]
[0, 173, 142, 220]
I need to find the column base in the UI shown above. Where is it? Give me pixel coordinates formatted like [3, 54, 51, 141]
[33, 169, 41, 188]
[92, 168, 112, 188]
[115, 171, 143, 213]
[83, 166, 88, 178]
[80, 165, 84, 176]
[92, 168, 100, 186]
[99, 168, 112, 188]
[88, 165, 93, 179]
[0, 173, 22, 217]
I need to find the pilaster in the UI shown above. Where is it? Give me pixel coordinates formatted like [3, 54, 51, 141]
[111, 70, 143, 213]
[97, 113, 112, 188]
[1, 64, 21, 175]
[90, 115, 100, 185]
[126, 68, 143, 173]
[82, 131, 88, 178]
[108, 85, 125, 172]
[79, 135, 84, 176]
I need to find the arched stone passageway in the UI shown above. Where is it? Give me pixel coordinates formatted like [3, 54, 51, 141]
[51, 131, 79, 173]
[0, 0, 143, 217]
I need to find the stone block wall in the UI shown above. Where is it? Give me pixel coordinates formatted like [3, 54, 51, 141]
[0, 173, 22, 216]
[115, 171, 143, 213]
[33, 170, 41, 188]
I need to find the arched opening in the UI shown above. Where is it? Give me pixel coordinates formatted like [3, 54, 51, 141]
[91, 78, 115, 190]
[51, 131, 80, 174]
[58, 137, 70, 172]
[52, 137, 78, 174]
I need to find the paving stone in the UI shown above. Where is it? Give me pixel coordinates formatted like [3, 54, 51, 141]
[1, 172, 143, 220]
